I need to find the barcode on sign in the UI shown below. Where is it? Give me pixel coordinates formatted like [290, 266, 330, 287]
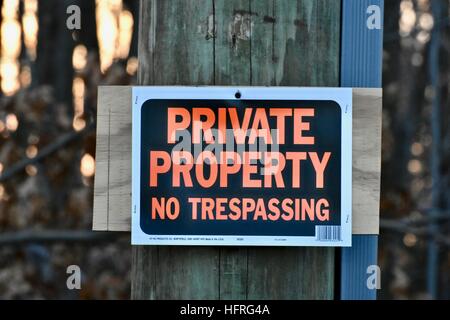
[315, 226, 342, 241]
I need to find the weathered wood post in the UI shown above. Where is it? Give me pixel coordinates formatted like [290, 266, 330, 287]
[131, 0, 341, 299]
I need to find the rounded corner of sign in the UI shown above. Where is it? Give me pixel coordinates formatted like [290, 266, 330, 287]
[137, 98, 154, 112]
[131, 234, 141, 246]
[138, 221, 149, 236]
[334, 101, 352, 116]
[329, 100, 344, 112]
[131, 231, 149, 246]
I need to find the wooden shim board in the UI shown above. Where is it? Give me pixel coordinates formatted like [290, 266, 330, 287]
[92, 86, 132, 231]
[92, 86, 381, 234]
[352, 88, 382, 235]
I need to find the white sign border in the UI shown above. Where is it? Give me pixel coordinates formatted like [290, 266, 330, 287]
[131, 86, 352, 247]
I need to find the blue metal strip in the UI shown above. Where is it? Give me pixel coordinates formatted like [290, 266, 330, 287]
[341, 0, 384, 88]
[340, 0, 384, 300]
[341, 235, 379, 299]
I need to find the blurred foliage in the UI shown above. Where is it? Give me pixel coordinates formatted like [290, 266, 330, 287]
[380, 0, 449, 299]
[0, 56, 135, 299]
[0, 0, 137, 299]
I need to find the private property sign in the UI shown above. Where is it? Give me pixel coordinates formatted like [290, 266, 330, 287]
[131, 87, 352, 246]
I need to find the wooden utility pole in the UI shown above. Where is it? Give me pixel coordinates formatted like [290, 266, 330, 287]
[131, 0, 340, 299]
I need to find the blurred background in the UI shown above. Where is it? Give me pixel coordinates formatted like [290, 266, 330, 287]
[0, 0, 448, 299]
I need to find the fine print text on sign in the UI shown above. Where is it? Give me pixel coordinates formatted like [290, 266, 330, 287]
[132, 87, 352, 246]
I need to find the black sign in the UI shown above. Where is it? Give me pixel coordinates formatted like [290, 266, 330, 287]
[132, 88, 352, 246]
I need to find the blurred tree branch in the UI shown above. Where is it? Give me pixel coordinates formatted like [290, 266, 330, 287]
[380, 216, 450, 247]
[0, 229, 127, 246]
[0, 121, 95, 183]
